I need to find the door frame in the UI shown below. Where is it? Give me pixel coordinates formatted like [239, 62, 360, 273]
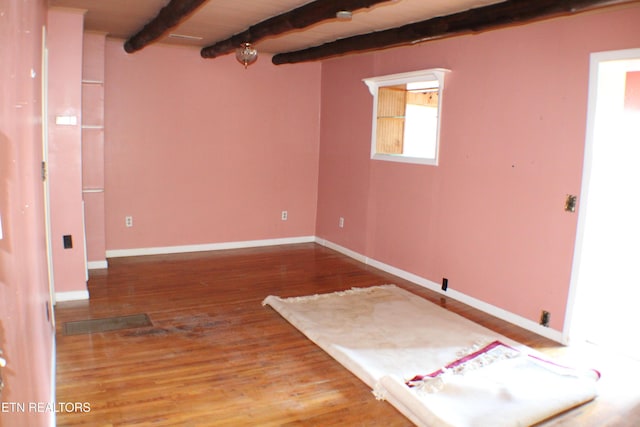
[41, 26, 56, 321]
[563, 47, 640, 345]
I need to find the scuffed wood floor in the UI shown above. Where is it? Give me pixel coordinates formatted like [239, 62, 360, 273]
[55, 243, 640, 426]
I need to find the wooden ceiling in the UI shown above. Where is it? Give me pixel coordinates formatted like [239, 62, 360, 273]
[48, 0, 637, 64]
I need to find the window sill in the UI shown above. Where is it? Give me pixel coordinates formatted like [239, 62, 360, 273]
[371, 153, 438, 166]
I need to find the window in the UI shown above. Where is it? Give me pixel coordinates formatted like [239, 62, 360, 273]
[364, 69, 449, 165]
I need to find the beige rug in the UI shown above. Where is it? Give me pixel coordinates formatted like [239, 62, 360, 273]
[263, 285, 600, 427]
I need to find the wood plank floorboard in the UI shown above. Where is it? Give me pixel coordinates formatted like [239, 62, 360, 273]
[55, 243, 640, 426]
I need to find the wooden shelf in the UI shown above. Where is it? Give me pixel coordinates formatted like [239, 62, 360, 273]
[81, 79, 104, 85]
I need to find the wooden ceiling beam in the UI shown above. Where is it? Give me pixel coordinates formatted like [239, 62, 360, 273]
[124, 0, 209, 53]
[272, 0, 632, 64]
[200, 0, 392, 59]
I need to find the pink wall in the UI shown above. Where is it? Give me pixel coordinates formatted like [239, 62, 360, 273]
[317, 59, 375, 253]
[0, 0, 54, 425]
[47, 8, 88, 293]
[104, 41, 321, 251]
[316, 5, 640, 330]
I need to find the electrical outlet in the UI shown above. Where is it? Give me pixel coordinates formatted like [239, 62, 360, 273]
[125, 216, 133, 227]
[339, 217, 344, 228]
[281, 210, 288, 221]
[540, 310, 550, 327]
[441, 277, 448, 291]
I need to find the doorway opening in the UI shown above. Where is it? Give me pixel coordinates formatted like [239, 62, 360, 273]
[566, 48, 640, 360]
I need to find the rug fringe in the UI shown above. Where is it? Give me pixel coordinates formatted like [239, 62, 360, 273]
[262, 284, 397, 306]
[373, 381, 388, 401]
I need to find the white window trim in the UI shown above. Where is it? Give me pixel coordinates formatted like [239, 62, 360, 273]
[363, 68, 449, 166]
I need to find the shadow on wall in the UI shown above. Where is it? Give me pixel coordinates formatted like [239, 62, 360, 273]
[0, 132, 13, 401]
[0, 319, 7, 401]
[0, 131, 14, 283]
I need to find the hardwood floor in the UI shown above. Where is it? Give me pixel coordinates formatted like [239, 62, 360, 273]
[55, 243, 640, 426]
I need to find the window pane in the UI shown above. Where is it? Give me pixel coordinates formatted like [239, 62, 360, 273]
[363, 69, 448, 165]
[403, 104, 437, 158]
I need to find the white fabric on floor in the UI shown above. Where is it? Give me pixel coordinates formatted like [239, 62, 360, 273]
[263, 285, 599, 427]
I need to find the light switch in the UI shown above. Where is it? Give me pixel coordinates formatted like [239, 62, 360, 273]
[565, 194, 577, 212]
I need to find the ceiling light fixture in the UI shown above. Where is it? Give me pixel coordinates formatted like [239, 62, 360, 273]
[235, 43, 258, 68]
[336, 10, 353, 20]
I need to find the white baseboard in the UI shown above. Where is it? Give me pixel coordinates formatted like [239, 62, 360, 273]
[99, 235, 562, 342]
[106, 236, 316, 258]
[315, 238, 564, 343]
[314, 237, 368, 264]
[87, 260, 108, 270]
[55, 290, 89, 302]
